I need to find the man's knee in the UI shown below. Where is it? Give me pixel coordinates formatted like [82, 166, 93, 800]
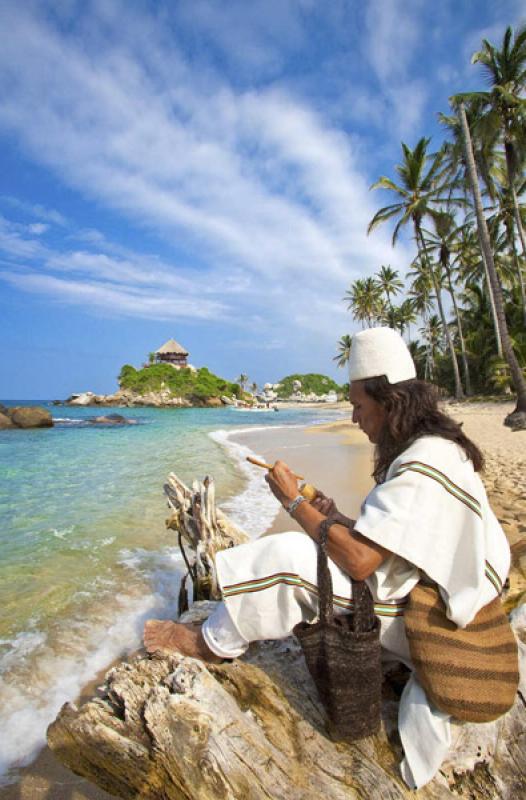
[264, 531, 317, 568]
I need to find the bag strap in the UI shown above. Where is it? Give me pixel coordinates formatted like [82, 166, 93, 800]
[317, 517, 376, 632]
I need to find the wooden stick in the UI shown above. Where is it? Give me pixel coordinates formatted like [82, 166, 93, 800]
[246, 456, 304, 481]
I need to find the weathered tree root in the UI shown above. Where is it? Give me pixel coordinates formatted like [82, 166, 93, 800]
[47, 602, 526, 800]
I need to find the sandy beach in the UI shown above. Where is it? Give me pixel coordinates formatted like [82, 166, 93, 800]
[2, 400, 524, 800]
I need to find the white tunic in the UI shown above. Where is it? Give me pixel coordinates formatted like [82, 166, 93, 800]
[207, 435, 510, 789]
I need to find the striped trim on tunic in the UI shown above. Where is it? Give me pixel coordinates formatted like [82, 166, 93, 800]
[221, 571, 407, 617]
[393, 460, 503, 596]
[394, 461, 482, 518]
[484, 560, 503, 594]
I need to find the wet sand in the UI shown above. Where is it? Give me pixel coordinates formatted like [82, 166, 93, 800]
[3, 401, 524, 800]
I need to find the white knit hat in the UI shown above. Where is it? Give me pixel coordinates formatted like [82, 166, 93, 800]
[348, 327, 416, 384]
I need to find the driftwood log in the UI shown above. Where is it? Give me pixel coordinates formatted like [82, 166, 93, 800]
[163, 473, 249, 614]
[47, 473, 526, 799]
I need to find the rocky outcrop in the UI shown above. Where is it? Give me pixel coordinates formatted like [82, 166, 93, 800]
[63, 389, 223, 408]
[47, 603, 526, 800]
[0, 412, 15, 428]
[89, 414, 137, 425]
[0, 406, 53, 428]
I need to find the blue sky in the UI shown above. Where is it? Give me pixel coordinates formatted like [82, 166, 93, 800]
[0, 0, 523, 398]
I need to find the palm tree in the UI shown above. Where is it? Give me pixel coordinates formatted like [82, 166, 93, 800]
[344, 277, 384, 327]
[333, 334, 353, 368]
[397, 299, 418, 341]
[368, 137, 465, 399]
[408, 259, 435, 379]
[376, 265, 403, 311]
[453, 99, 526, 422]
[423, 211, 472, 394]
[487, 182, 526, 325]
[468, 26, 526, 261]
[236, 373, 249, 392]
[438, 111, 504, 357]
[419, 314, 443, 381]
[407, 339, 427, 379]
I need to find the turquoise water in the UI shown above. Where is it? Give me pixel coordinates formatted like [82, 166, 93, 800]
[0, 401, 344, 781]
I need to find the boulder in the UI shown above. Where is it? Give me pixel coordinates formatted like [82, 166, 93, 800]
[9, 406, 53, 428]
[0, 411, 15, 428]
[90, 414, 132, 425]
[68, 392, 95, 406]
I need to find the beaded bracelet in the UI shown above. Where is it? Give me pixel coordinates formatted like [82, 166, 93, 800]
[285, 494, 306, 515]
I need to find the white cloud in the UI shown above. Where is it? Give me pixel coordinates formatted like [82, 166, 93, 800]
[28, 223, 49, 235]
[0, 1, 412, 360]
[0, 268, 229, 322]
[365, 0, 422, 84]
[0, 214, 232, 321]
[0, 215, 49, 259]
[363, 0, 428, 137]
[0, 195, 67, 226]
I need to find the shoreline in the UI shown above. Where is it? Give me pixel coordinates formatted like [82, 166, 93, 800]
[3, 401, 524, 799]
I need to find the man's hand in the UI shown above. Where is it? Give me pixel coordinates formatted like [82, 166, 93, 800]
[311, 490, 338, 517]
[265, 460, 299, 507]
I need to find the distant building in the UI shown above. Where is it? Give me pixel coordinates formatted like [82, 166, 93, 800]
[155, 338, 189, 368]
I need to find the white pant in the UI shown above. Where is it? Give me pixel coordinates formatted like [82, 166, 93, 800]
[202, 531, 410, 663]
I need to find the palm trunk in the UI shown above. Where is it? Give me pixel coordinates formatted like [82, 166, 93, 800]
[420, 307, 433, 380]
[511, 235, 526, 328]
[458, 136, 503, 356]
[504, 140, 526, 259]
[444, 261, 472, 395]
[458, 101, 526, 418]
[480, 247, 504, 357]
[415, 224, 464, 399]
[504, 141, 526, 326]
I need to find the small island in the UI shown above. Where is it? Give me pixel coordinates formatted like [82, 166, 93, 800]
[64, 338, 244, 408]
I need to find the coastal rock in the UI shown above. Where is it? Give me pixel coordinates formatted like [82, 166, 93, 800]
[89, 414, 135, 425]
[68, 392, 96, 406]
[8, 406, 53, 428]
[64, 388, 227, 409]
[47, 603, 526, 800]
[0, 411, 15, 428]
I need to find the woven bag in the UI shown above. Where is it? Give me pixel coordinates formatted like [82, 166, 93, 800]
[405, 582, 519, 722]
[293, 518, 382, 740]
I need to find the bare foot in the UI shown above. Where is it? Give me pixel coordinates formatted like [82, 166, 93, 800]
[143, 619, 223, 663]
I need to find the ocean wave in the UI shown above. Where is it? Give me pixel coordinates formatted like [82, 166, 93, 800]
[0, 630, 48, 674]
[0, 549, 186, 785]
[208, 428, 282, 537]
[51, 525, 76, 539]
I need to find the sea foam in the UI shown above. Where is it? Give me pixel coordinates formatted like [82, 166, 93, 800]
[0, 547, 185, 785]
[209, 427, 285, 537]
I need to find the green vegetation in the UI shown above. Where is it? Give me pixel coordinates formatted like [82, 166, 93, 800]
[118, 364, 241, 400]
[339, 24, 526, 412]
[276, 373, 343, 398]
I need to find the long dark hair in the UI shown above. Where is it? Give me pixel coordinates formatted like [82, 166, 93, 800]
[362, 377, 484, 483]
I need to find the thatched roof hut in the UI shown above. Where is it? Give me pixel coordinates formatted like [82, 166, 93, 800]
[155, 338, 189, 367]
